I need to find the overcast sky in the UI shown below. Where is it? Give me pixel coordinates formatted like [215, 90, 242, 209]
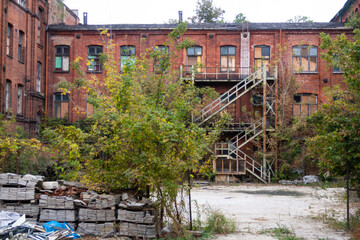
[63, 0, 347, 25]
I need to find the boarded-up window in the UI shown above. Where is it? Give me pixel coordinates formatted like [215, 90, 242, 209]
[220, 46, 236, 72]
[254, 45, 270, 73]
[187, 46, 202, 72]
[54, 93, 69, 119]
[292, 45, 318, 73]
[293, 93, 318, 117]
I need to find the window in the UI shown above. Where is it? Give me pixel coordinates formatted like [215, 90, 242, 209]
[293, 94, 318, 117]
[220, 46, 236, 72]
[333, 55, 342, 73]
[153, 45, 169, 73]
[37, 8, 43, 45]
[36, 62, 41, 92]
[18, 31, 25, 62]
[54, 93, 69, 119]
[17, 0, 26, 7]
[5, 80, 11, 113]
[87, 45, 103, 72]
[187, 46, 202, 72]
[254, 45, 270, 72]
[7, 24, 13, 57]
[17, 85, 23, 115]
[55, 46, 70, 72]
[292, 45, 318, 73]
[120, 45, 136, 71]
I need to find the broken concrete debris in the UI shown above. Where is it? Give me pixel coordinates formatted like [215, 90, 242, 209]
[279, 175, 320, 185]
[0, 173, 157, 238]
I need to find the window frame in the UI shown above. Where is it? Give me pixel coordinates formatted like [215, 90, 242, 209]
[18, 31, 25, 63]
[87, 45, 103, 73]
[120, 45, 136, 71]
[293, 93, 318, 117]
[7, 23, 13, 57]
[186, 46, 203, 72]
[55, 45, 70, 72]
[54, 93, 69, 119]
[5, 80, 11, 114]
[220, 45, 236, 72]
[292, 45, 318, 73]
[153, 45, 169, 73]
[36, 62, 42, 92]
[254, 45, 270, 72]
[332, 55, 343, 73]
[37, 8, 43, 45]
[17, 84, 23, 116]
[17, 0, 26, 8]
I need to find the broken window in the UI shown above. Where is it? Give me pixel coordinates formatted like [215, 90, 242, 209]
[187, 46, 202, 72]
[36, 62, 42, 92]
[153, 45, 169, 73]
[17, 85, 23, 115]
[292, 45, 318, 73]
[120, 45, 136, 71]
[55, 45, 70, 72]
[254, 45, 270, 73]
[87, 45, 103, 72]
[37, 8, 43, 44]
[18, 31, 25, 62]
[7, 24, 13, 57]
[220, 46, 236, 72]
[54, 93, 69, 119]
[5, 80, 11, 113]
[293, 93, 318, 117]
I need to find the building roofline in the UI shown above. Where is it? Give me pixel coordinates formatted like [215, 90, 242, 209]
[47, 22, 351, 32]
[331, 0, 357, 22]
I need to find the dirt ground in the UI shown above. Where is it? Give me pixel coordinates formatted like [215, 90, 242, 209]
[190, 183, 353, 240]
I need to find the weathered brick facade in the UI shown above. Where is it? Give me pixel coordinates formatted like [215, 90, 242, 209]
[0, 0, 78, 136]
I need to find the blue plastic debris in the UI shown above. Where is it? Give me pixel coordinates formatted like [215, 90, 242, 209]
[43, 221, 81, 239]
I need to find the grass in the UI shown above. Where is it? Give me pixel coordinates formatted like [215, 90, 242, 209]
[317, 210, 360, 232]
[203, 208, 237, 234]
[261, 224, 304, 240]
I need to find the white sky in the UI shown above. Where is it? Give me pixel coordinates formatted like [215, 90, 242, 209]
[63, 0, 347, 25]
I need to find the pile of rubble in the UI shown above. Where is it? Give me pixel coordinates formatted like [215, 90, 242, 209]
[0, 173, 157, 239]
[279, 175, 320, 185]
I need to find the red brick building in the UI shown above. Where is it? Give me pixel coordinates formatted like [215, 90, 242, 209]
[0, 0, 357, 181]
[0, 0, 78, 137]
[331, 0, 360, 22]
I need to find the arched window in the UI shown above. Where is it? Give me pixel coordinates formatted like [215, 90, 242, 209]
[17, 84, 23, 115]
[87, 45, 103, 72]
[5, 80, 12, 113]
[292, 45, 318, 73]
[37, 7, 44, 44]
[36, 62, 42, 92]
[220, 46, 236, 72]
[55, 45, 70, 72]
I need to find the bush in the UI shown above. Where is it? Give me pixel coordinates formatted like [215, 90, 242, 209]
[204, 208, 236, 234]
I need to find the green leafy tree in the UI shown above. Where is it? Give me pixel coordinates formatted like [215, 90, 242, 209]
[189, 0, 225, 23]
[43, 23, 227, 236]
[287, 16, 313, 23]
[233, 13, 248, 23]
[307, 29, 360, 184]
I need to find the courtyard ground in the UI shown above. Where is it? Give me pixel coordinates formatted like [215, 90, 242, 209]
[190, 183, 353, 240]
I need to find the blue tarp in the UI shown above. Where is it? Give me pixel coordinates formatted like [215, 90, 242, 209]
[43, 221, 81, 239]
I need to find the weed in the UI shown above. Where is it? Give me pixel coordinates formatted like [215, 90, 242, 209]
[318, 210, 360, 232]
[263, 224, 304, 240]
[203, 208, 236, 234]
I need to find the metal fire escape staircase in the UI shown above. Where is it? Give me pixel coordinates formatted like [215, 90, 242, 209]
[193, 66, 273, 183]
[194, 69, 264, 125]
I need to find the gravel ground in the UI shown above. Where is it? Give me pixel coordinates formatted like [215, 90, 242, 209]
[190, 183, 352, 240]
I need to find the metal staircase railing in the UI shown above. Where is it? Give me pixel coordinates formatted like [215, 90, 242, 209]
[194, 68, 265, 125]
[228, 118, 263, 150]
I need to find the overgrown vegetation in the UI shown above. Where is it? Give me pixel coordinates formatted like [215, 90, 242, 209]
[40, 23, 227, 237]
[262, 224, 304, 240]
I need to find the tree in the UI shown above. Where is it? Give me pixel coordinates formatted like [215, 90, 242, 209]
[233, 13, 248, 23]
[189, 0, 225, 23]
[287, 16, 313, 23]
[43, 23, 227, 236]
[307, 29, 360, 184]
[0, 115, 46, 174]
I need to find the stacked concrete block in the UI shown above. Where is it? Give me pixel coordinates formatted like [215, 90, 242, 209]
[2, 203, 39, 218]
[0, 187, 35, 201]
[39, 209, 76, 222]
[117, 197, 156, 239]
[0, 173, 44, 188]
[77, 222, 115, 236]
[39, 195, 75, 209]
[81, 191, 118, 209]
[79, 208, 115, 222]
